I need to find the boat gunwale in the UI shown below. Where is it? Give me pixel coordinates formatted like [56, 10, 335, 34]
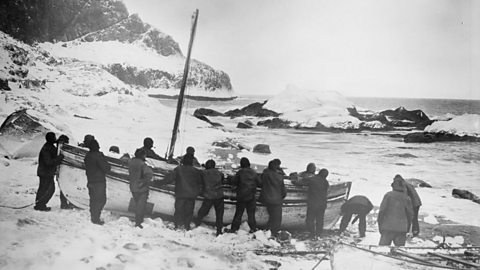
[60, 144, 352, 202]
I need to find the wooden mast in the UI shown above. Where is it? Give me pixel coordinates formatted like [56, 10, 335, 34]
[167, 9, 199, 161]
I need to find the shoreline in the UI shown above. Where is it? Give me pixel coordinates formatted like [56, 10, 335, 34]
[1, 146, 480, 270]
[148, 93, 238, 101]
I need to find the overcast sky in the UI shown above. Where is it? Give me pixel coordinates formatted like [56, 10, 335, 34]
[123, 0, 479, 100]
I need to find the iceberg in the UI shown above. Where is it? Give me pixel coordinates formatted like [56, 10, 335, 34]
[263, 85, 363, 129]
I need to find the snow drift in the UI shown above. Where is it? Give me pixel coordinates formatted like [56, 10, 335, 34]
[425, 114, 480, 137]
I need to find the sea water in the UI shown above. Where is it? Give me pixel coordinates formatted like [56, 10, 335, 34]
[157, 95, 480, 206]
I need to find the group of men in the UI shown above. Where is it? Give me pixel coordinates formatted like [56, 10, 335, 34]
[127, 148, 334, 238]
[35, 132, 422, 246]
[165, 155, 290, 237]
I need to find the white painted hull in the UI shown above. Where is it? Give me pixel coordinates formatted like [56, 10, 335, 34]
[58, 144, 351, 229]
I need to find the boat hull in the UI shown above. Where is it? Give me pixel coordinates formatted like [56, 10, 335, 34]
[58, 144, 352, 229]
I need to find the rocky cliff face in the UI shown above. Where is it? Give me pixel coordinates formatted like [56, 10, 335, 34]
[0, 0, 233, 97]
[0, 0, 129, 43]
[79, 13, 182, 57]
[104, 60, 232, 93]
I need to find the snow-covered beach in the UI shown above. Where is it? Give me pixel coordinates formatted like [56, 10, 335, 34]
[2, 77, 480, 269]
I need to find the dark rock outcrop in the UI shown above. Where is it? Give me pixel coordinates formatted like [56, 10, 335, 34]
[253, 144, 271, 154]
[404, 132, 480, 143]
[380, 107, 434, 129]
[187, 60, 233, 92]
[257, 118, 292, 129]
[0, 78, 11, 91]
[348, 107, 388, 123]
[194, 108, 225, 117]
[452, 189, 480, 204]
[193, 109, 223, 127]
[225, 101, 280, 118]
[105, 61, 232, 92]
[193, 114, 223, 127]
[0, 0, 233, 94]
[105, 64, 176, 88]
[0, 109, 48, 138]
[0, 0, 129, 44]
[80, 14, 181, 57]
[348, 106, 434, 130]
[4, 43, 30, 66]
[236, 122, 252, 129]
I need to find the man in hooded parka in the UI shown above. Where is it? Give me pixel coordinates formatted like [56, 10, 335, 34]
[292, 168, 330, 238]
[395, 174, 422, 237]
[195, 159, 225, 235]
[35, 132, 64, 211]
[259, 159, 286, 237]
[377, 176, 414, 246]
[84, 139, 111, 225]
[170, 153, 202, 230]
[229, 157, 260, 233]
[299, 163, 316, 179]
[128, 148, 154, 228]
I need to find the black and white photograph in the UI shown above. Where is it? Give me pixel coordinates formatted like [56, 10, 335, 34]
[0, 0, 479, 269]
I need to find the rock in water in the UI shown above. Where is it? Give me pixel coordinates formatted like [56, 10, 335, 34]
[237, 122, 252, 129]
[452, 189, 480, 204]
[380, 106, 433, 129]
[193, 110, 224, 127]
[253, 144, 271, 154]
[194, 108, 225, 117]
[225, 101, 280, 118]
[257, 118, 292, 129]
[404, 132, 480, 143]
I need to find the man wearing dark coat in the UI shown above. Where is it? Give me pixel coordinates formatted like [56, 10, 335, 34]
[180, 146, 201, 167]
[195, 159, 225, 235]
[260, 159, 286, 237]
[378, 177, 414, 246]
[169, 153, 202, 230]
[299, 163, 316, 179]
[140, 137, 166, 161]
[34, 132, 64, 211]
[84, 139, 111, 225]
[229, 157, 260, 233]
[292, 168, 330, 238]
[78, 134, 95, 148]
[395, 174, 422, 237]
[339, 195, 373, 237]
[128, 148, 154, 228]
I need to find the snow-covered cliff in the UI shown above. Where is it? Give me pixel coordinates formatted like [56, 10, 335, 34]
[0, 0, 234, 99]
